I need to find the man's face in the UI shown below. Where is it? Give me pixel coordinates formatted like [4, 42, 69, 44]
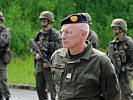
[41, 18, 49, 27]
[112, 26, 123, 36]
[61, 24, 83, 49]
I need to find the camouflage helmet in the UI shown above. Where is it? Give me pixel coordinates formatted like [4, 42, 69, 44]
[111, 19, 127, 31]
[0, 11, 5, 21]
[82, 13, 92, 24]
[39, 11, 54, 23]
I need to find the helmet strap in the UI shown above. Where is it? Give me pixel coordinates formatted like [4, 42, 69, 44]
[0, 19, 3, 23]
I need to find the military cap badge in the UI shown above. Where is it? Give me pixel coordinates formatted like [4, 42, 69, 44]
[70, 15, 78, 22]
[61, 13, 88, 26]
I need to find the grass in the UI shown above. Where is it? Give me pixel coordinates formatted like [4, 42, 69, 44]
[8, 55, 35, 86]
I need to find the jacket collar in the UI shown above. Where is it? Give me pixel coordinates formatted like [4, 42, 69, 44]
[59, 43, 93, 63]
[115, 34, 127, 42]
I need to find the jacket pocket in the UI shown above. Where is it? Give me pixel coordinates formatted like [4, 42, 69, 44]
[3, 48, 13, 64]
[51, 63, 65, 84]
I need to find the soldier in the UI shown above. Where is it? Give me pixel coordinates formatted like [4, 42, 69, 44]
[31, 11, 62, 100]
[107, 19, 133, 100]
[51, 13, 121, 100]
[0, 11, 12, 100]
[82, 13, 99, 49]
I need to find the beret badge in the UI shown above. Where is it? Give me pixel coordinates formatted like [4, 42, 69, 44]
[70, 15, 78, 22]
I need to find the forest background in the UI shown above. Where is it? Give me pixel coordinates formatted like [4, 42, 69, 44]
[0, 0, 133, 85]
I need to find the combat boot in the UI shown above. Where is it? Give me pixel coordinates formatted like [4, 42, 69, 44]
[5, 98, 9, 100]
[0, 98, 3, 100]
[0, 93, 3, 100]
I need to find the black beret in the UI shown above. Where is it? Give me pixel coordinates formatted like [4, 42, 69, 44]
[61, 13, 88, 26]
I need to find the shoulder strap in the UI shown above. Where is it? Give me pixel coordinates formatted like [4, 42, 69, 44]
[124, 36, 132, 43]
[48, 28, 53, 42]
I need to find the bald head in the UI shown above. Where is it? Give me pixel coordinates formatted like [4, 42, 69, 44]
[74, 23, 89, 31]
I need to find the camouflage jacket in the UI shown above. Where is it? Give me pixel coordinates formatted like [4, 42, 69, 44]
[0, 26, 11, 70]
[87, 30, 99, 49]
[107, 34, 133, 94]
[51, 43, 121, 100]
[0, 26, 11, 49]
[34, 28, 62, 72]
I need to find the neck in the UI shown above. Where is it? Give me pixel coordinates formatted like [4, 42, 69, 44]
[43, 24, 51, 31]
[69, 43, 87, 55]
[117, 32, 124, 39]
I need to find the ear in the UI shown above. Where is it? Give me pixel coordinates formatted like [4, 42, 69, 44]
[81, 30, 87, 40]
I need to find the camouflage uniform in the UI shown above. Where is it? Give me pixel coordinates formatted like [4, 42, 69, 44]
[87, 30, 99, 49]
[51, 43, 121, 100]
[0, 11, 11, 100]
[32, 11, 62, 100]
[82, 13, 99, 49]
[107, 19, 133, 100]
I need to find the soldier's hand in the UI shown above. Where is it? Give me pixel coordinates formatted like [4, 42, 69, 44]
[35, 53, 41, 60]
[43, 63, 50, 68]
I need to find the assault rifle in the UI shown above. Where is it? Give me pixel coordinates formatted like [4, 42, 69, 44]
[107, 44, 122, 76]
[30, 39, 49, 64]
[30, 39, 56, 99]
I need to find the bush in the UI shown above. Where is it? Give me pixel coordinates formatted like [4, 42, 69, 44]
[0, 0, 132, 55]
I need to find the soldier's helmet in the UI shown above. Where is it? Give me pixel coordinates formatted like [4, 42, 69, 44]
[111, 19, 127, 31]
[82, 13, 92, 25]
[0, 11, 5, 21]
[39, 11, 54, 23]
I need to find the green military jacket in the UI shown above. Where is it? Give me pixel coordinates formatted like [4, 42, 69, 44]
[87, 30, 99, 49]
[51, 43, 121, 100]
[34, 28, 62, 72]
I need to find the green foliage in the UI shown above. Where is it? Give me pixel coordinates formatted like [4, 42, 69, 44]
[0, 0, 133, 55]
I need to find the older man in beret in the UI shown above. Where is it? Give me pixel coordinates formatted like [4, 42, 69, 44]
[50, 13, 121, 100]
